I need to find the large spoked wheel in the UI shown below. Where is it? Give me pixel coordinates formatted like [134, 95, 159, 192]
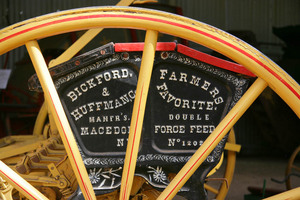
[0, 7, 300, 200]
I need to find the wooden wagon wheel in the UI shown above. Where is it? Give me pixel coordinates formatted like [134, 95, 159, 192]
[0, 6, 299, 200]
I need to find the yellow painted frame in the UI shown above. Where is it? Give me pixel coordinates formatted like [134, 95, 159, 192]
[0, 6, 299, 200]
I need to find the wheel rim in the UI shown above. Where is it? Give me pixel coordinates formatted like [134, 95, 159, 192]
[0, 6, 299, 200]
[0, 7, 299, 117]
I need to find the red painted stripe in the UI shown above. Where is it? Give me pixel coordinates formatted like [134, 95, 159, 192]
[164, 112, 238, 200]
[177, 44, 256, 77]
[1, 11, 297, 199]
[122, 84, 144, 200]
[115, 42, 176, 52]
[0, 170, 39, 200]
[0, 15, 102, 43]
[1, 13, 298, 100]
[48, 91, 93, 200]
[1, 14, 299, 99]
[115, 42, 255, 77]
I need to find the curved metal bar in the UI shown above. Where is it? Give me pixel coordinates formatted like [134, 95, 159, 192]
[119, 29, 158, 200]
[25, 40, 96, 200]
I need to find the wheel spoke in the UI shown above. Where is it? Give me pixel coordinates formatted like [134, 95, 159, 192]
[119, 30, 158, 200]
[263, 187, 300, 200]
[204, 184, 219, 194]
[49, 0, 135, 68]
[224, 142, 241, 152]
[25, 40, 96, 200]
[1, 6, 300, 200]
[158, 78, 268, 200]
[49, 29, 101, 68]
[0, 161, 48, 200]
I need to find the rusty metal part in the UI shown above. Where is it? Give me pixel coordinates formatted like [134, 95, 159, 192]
[13, 158, 76, 199]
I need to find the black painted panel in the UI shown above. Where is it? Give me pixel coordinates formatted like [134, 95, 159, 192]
[29, 43, 250, 197]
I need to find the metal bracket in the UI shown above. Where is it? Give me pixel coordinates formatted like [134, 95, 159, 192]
[47, 163, 70, 189]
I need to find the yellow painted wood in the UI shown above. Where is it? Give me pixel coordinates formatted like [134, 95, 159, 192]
[157, 78, 268, 200]
[32, 102, 48, 136]
[0, 7, 299, 200]
[25, 40, 96, 200]
[224, 143, 241, 152]
[48, 0, 135, 68]
[263, 187, 300, 200]
[0, 161, 49, 200]
[115, 0, 135, 5]
[204, 184, 219, 194]
[119, 30, 158, 200]
[0, 7, 298, 117]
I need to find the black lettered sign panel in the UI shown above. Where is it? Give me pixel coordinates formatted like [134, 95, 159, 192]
[51, 45, 249, 164]
[148, 63, 229, 153]
[38, 43, 250, 196]
[51, 46, 249, 168]
[60, 66, 137, 155]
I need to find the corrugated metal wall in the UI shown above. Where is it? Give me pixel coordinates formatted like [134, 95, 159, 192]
[168, 0, 300, 43]
[167, 0, 300, 61]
